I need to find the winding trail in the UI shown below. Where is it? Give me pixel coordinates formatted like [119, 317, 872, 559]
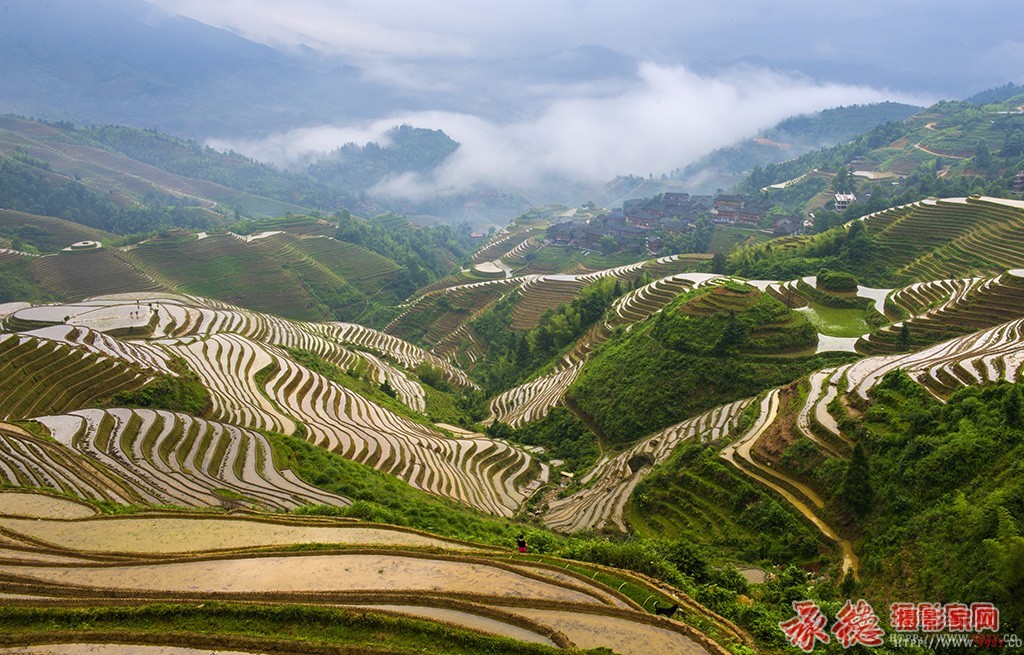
[721, 391, 859, 578]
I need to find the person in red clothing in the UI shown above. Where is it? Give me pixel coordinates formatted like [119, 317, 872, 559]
[516, 533, 527, 554]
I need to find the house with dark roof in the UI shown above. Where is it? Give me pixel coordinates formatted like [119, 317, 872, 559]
[626, 210, 661, 229]
[545, 221, 580, 246]
[711, 194, 745, 222]
[772, 215, 801, 236]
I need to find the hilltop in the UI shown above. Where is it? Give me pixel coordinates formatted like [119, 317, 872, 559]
[733, 94, 1024, 227]
[671, 102, 923, 194]
[0, 209, 474, 323]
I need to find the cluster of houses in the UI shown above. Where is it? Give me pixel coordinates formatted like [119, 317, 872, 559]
[546, 192, 805, 255]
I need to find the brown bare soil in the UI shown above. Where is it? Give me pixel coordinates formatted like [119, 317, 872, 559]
[0, 493, 97, 520]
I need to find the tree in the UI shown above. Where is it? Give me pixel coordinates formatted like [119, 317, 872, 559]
[1005, 384, 1024, 429]
[711, 252, 727, 274]
[1002, 129, 1024, 158]
[841, 441, 874, 517]
[895, 323, 912, 351]
[714, 311, 747, 354]
[974, 139, 993, 171]
[599, 235, 618, 255]
[833, 166, 854, 194]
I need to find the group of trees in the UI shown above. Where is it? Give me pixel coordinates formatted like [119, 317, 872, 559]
[79, 124, 354, 210]
[310, 126, 459, 192]
[819, 371, 1024, 628]
[65, 122, 464, 214]
[0, 157, 214, 236]
[728, 218, 875, 282]
[657, 216, 715, 255]
[334, 210, 475, 298]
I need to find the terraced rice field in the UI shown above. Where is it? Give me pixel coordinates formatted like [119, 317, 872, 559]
[0, 209, 110, 254]
[510, 262, 648, 330]
[860, 269, 1024, 354]
[390, 256, 700, 365]
[127, 233, 346, 321]
[846, 318, 1024, 400]
[612, 273, 696, 325]
[550, 310, 1024, 548]
[32, 408, 347, 510]
[0, 491, 97, 519]
[0, 334, 148, 420]
[386, 278, 520, 346]
[718, 390, 860, 576]
[0, 513, 475, 554]
[500, 236, 542, 265]
[545, 399, 751, 533]
[724, 319, 1024, 572]
[2, 295, 544, 518]
[471, 231, 534, 265]
[107, 229, 398, 324]
[861, 197, 1024, 280]
[29, 249, 165, 300]
[0, 497, 728, 655]
[489, 361, 587, 429]
[0, 427, 140, 504]
[490, 273, 721, 429]
[323, 321, 475, 389]
[8, 295, 443, 411]
[286, 234, 401, 294]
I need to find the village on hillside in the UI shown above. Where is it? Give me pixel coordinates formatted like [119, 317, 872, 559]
[546, 191, 822, 255]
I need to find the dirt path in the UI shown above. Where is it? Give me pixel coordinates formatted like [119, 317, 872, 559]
[913, 141, 966, 159]
[721, 392, 859, 578]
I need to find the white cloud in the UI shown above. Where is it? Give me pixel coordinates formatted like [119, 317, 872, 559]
[209, 63, 919, 201]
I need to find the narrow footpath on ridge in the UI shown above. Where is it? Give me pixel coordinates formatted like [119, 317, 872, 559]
[720, 390, 859, 578]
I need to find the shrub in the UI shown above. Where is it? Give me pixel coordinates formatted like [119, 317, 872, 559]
[817, 268, 859, 292]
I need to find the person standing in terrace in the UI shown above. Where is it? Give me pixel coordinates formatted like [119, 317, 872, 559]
[516, 533, 527, 554]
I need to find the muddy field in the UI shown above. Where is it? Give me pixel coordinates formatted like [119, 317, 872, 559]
[0, 553, 605, 603]
[512, 608, 709, 655]
[0, 493, 96, 520]
[0, 515, 473, 554]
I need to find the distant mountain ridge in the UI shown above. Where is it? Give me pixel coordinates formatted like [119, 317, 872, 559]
[0, 0, 394, 136]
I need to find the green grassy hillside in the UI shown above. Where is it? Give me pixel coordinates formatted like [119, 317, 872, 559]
[0, 116, 313, 219]
[775, 370, 1024, 631]
[0, 209, 111, 253]
[567, 283, 850, 444]
[31, 248, 165, 300]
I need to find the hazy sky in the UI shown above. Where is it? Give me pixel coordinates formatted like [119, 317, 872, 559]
[144, 0, 1024, 196]
[146, 0, 1024, 78]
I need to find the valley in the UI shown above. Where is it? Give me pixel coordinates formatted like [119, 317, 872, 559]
[3, 86, 1024, 654]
